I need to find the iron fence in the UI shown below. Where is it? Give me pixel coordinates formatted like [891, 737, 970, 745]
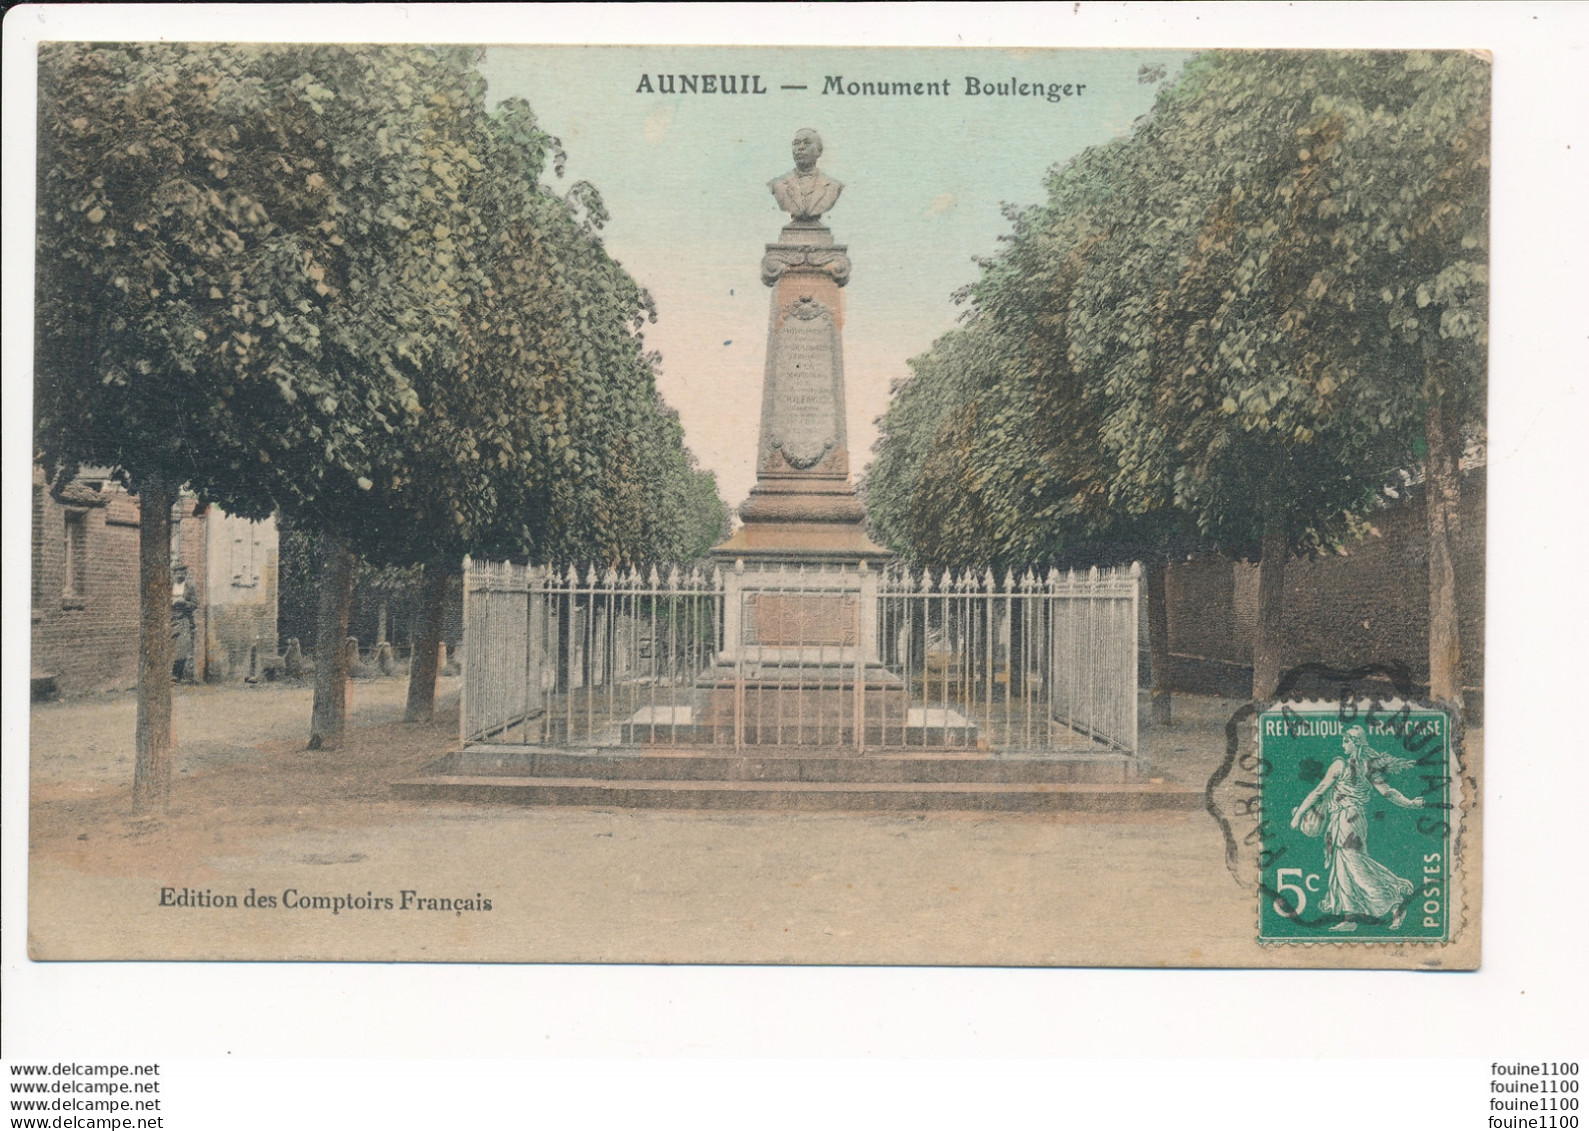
[877, 565, 1140, 753]
[461, 559, 1139, 754]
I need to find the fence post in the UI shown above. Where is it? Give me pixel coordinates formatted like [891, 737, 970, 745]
[1128, 562, 1141, 755]
[733, 559, 745, 751]
[459, 556, 471, 748]
[854, 561, 868, 752]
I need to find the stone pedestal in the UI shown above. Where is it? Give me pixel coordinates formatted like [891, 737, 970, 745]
[693, 559, 910, 746]
[702, 217, 906, 745]
[715, 221, 883, 561]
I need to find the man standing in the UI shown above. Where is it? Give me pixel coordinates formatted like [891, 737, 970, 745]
[171, 564, 198, 682]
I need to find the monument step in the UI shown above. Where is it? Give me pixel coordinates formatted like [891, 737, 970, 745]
[391, 773, 1202, 814]
[613, 704, 982, 746]
[433, 746, 1146, 784]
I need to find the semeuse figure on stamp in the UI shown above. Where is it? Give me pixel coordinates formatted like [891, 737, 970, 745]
[1290, 725, 1423, 931]
[768, 128, 843, 222]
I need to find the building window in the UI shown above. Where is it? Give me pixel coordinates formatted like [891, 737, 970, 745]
[231, 523, 262, 588]
[63, 510, 88, 603]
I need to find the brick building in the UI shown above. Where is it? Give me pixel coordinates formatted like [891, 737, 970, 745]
[1157, 467, 1486, 711]
[31, 468, 279, 697]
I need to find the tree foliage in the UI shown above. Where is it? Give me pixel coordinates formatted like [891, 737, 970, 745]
[38, 42, 726, 568]
[35, 43, 727, 773]
[868, 50, 1487, 698]
[35, 44, 485, 517]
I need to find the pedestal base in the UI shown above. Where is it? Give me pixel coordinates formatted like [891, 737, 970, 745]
[693, 662, 914, 746]
[713, 520, 886, 561]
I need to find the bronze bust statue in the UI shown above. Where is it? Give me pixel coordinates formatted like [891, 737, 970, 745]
[768, 128, 843, 222]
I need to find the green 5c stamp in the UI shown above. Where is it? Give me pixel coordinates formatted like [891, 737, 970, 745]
[1258, 705, 1453, 942]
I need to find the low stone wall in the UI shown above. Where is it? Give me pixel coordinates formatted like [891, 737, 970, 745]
[204, 598, 279, 682]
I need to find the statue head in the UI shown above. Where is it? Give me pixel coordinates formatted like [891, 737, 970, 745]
[791, 128, 823, 171]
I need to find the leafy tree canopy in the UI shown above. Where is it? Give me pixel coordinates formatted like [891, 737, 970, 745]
[36, 44, 726, 568]
[869, 50, 1487, 569]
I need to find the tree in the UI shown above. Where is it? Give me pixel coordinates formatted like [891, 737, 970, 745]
[868, 50, 1487, 707]
[634, 395, 731, 563]
[329, 96, 727, 721]
[35, 44, 514, 783]
[1047, 54, 1407, 699]
[1351, 53, 1489, 709]
[865, 327, 1011, 567]
[313, 93, 577, 725]
[870, 178, 1200, 720]
[1079, 51, 1488, 702]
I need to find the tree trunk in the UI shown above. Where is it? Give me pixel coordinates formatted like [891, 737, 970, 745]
[308, 531, 357, 750]
[1252, 528, 1289, 702]
[1425, 394, 1465, 711]
[405, 563, 452, 723]
[1146, 558, 1173, 726]
[132, 479, 176, 814]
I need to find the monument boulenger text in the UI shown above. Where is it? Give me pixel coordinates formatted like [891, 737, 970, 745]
[633, 74, 1089, 102]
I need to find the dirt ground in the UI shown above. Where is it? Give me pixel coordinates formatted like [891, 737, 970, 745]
[26, 677, 1477, 967]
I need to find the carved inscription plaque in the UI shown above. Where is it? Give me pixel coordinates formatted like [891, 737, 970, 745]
[768, 300, 840, 469]
[743, 592, 859, 648]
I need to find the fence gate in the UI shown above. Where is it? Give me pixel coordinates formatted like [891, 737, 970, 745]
[461, 559, 1139, 755]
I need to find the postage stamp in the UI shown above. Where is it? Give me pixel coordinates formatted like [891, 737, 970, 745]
[1257, 702, 1454, 942]
[1199, 658, 1475, 958]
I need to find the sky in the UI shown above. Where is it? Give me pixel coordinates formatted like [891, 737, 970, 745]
[476, 46, 1190, 508]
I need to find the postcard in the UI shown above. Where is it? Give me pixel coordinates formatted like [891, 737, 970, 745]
[23, 40, 1486, 969]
